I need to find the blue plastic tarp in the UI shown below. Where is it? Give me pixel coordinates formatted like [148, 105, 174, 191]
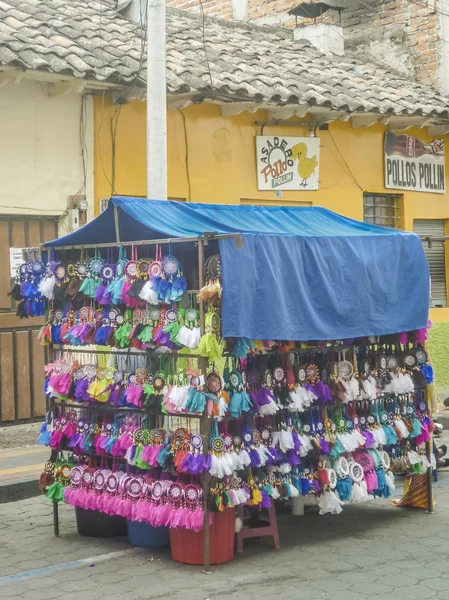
[46, 197, 430, 340]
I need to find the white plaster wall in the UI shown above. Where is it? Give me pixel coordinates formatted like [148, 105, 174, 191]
[0, 79, 94, 232]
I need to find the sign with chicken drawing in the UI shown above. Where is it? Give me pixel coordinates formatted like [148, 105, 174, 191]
[256, 136, 320, 191]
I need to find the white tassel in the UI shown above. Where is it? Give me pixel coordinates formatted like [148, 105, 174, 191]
[351, 429, 366, 449]
[187, 327, 201, 349]
[289, 483, 299, 497]
[386, 470, 395, 492]
[279, 463, 292, 474]
[139, 281, 159, 305]
[341, 378, 359, 402]
[402, 373, 414, 394]
[407, 449, 422, 465]
[125, 446, 136, 466]
[288, 388, 305, 412]
[215, 396, 228, 420]
[298, 434, 313, 457]
[318, 490, 344, 515]
[235, 517, 243, 533]
[373, 427, 387, 446]
[259, 396, 279, 416]
[279, 429, 295, 452]
[239, 448, 252, 467]
[337, 432, 356, 452]
[421, 455, 431, 471]
[270, 487, 281, 500]
[257, 445, 270, 466]
[222, 452, 235, 476]
[306, 387, 318, 405]
[38, 275, 56, 300]
[431, 454, 437, 470]
[170, 385, 189, 410]
[395, 419, 409, 440]
[177, 326, 191, 347]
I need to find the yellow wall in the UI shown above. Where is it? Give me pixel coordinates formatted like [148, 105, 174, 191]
[94, 96, 449, 320]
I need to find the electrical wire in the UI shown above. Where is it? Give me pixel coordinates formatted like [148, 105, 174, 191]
[327, 130, 364, 191]
[177, 109, 192, 202]
[198, 0, 214, 87]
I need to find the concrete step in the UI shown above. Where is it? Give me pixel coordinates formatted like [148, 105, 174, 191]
[0, 445, 49, 503]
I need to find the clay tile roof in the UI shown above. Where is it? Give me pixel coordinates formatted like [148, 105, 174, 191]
[0, 0, 447, 118]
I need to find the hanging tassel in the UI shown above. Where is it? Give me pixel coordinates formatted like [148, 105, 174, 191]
[318, 490, 344, 515]
[38, 275, 56, 300]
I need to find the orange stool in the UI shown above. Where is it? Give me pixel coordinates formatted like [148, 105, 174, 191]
[235, 504, 280, 552]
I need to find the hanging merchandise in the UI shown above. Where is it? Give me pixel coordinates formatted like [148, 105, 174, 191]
[197, 305, 224, 362]
[198, 254, 221, 304]
[32, 199, 436, 569]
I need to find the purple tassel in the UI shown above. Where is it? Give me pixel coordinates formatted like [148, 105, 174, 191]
[249, 448, 260, 467]
[68, 433, 80, 449]
[286, 449, 300, 466]
[74, 378, 90, 402]
[312, 480, 321, 493]
[362, 430, 376, 448]
[256, 387, 273, 407]
[94, 284, 106, 303]
[260, 490, 272, 508]
[292, 430, 302, 452]
[249, 391, 260, 409]
[319, 436, 330, 454]
[109, 386, 121, 407]
[154, 329, 171, 346]
[99, 289, 113, 306]
[267, 446, 280, 464]
[204, 454, 212, 471]
[20, 281, 33, 298]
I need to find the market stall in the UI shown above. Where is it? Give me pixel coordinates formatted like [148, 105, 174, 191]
[12, 197, 435, 569]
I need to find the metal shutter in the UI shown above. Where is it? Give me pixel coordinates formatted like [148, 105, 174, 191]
[413, 219, 447, 308]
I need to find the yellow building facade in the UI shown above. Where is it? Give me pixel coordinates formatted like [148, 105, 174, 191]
[94, 96, 449, 389]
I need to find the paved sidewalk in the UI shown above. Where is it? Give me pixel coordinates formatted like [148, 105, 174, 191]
[1, 470, 449, 600]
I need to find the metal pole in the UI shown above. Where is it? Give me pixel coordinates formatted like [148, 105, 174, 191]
[197, 237, 211, 573]
[426, 440, 434, 513]
[53, 501, 60, 537]
[147, 0, 167, 200]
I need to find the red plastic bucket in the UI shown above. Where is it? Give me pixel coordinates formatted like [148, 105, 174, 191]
[170, 508, 235, 565]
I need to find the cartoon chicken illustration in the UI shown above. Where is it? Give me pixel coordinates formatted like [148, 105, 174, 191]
[291, 142, 318, 187]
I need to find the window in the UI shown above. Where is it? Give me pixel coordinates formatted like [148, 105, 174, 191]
[363, 193, 399, 228]
[414, 219, 447, 308]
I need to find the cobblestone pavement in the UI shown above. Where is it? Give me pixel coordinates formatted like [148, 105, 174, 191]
[1, 469, 449, 600]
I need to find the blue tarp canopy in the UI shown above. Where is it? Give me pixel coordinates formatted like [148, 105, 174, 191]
[47, 197, 429, 341]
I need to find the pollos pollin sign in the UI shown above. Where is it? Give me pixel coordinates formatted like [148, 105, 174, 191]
[256, 136, 320, 191]
[384, 131, 445, 194]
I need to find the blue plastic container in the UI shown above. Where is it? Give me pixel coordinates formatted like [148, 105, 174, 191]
[127, 520, 170, 548]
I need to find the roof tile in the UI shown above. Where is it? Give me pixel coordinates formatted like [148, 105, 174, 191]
[0, 0, 446, 118]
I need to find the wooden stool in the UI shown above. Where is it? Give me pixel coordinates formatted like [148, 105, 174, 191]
[235, 504, 280, 552]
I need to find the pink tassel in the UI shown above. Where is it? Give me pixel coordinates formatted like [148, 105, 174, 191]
[399, 332, 408, 345]
[63, 422, 77, 440]
[365, 471, 378, 494]
[58, 373, 72, 395]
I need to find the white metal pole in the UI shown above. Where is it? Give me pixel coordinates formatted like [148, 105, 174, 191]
[146, 0, 167, 200]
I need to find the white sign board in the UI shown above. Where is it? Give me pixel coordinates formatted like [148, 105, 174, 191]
[9, 248, 25, 278]
[384, 132, 445, 194]
[256, 136, 320, 191]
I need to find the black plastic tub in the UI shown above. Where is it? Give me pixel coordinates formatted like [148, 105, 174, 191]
[75, 507, 127, 537]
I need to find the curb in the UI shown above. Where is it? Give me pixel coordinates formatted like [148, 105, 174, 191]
[0, 479, 42, 504]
